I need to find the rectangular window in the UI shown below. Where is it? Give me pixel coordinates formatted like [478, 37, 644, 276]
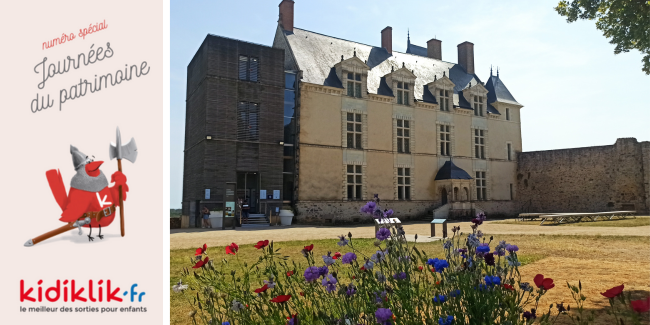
[440, 125, 451, 156]
[473, 96, 483, 116]
[439, 89, 450, 111]
[510, 184, 513, 200]
[238, 55, 259, 81]
[397, 83, 409, 105]
[474, 129, 485, 159]
[476, 171, 486, 200]
[507, 143, 512, 161]
[236, 102, 259, 141]
[347, 73, 362, 98]
[506, 108, 511, 121]
[397, 167, 411, 200]
[396, 119, 410, 153]
[346, 113, 363, 149]
[347, 165, 362, 200]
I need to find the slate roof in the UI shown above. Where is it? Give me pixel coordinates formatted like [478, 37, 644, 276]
[485, 75, 521, 106]
[434, 160, 473, 180]
[406, 42, 427, 57]
[278, 27, 483, 105]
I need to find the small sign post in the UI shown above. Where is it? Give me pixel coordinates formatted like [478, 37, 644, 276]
[430, 219, 448, 238]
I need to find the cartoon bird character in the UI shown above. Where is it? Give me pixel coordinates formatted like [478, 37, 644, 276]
[46, 145, 129, 241]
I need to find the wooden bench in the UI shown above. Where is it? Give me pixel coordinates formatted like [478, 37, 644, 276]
[539, 211, 636, 225]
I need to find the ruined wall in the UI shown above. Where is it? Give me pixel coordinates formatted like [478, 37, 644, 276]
[517, 138, 649, 214]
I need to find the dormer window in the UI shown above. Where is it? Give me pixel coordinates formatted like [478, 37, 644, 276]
[347, 72, 362, 98]
[396, 82, 410, 105]
[439, 89, 450, 111]
[473, 96, 484, 116]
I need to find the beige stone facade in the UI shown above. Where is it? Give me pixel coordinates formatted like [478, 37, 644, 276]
[295, 79, 522, 221]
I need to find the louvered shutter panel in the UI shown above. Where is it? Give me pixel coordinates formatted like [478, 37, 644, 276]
[239, 55, 248, 80]
[248, 103, 259, 141]
[237, 101, 248, 140]
[249, 57, 258, 82]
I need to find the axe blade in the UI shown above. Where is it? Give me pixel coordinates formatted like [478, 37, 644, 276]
[109, 127, 138, 163]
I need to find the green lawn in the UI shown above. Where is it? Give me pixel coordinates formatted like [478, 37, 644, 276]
[492, 216, 650, 227]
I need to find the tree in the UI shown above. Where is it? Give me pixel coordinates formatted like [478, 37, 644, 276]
[555, 0, 650, 75]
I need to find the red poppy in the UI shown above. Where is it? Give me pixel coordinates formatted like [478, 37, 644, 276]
[254, 284, 269, 293]
[600, 284, 624, 299]
[270, 295, 292, 303]
[352, 276, 356, 279]
[435, 281, 440, 286]
[631, 296, 650, 313]
[299, 292, 304, 296]
[286, 270, 294, 277]
[303, 244, 314, 252]
[195, 244, 207, 256]
[360, 266, 365, 271]
[192, 256, 209, 268]
[225, 243, 239, 255]
[286, 313, 298, 320]
[533, 274, 555, 290]
[332, 252, 342, 260]
[503, 284, 514, 291]
[254, 240, 269, 249]
[418, 266, 423, 271]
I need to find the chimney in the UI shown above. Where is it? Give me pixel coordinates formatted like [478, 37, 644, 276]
[381, 26, 392, 55]
[427, 38, 442, 60]
[457, 41, 475, 75]
[279, 0, 294, 33]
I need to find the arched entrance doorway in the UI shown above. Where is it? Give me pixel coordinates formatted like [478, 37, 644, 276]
[441, 188, 448, 205]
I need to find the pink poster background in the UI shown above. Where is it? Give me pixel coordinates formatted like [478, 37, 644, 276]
[0, 1, 164, 323]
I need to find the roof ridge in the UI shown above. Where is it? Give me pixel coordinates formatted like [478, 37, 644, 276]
[292, 27, 458, 65]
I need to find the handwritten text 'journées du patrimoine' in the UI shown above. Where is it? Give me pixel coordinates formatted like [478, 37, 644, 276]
[31, 20, 151, 113]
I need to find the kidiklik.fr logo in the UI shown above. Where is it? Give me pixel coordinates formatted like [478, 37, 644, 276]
[20, 280, 145, 303]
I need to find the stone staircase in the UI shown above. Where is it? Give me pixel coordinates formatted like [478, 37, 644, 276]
[428, 202, 484, 220]
[241, 213, 269, 228]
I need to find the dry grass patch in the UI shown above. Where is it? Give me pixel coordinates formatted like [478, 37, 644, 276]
[493, 216, 650, 227]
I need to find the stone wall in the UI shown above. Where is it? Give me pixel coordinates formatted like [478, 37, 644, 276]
[516, 138, 649, 214]
[294, 200, 440, 224]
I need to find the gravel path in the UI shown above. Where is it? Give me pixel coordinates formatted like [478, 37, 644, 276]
[170, 217, 650, 250]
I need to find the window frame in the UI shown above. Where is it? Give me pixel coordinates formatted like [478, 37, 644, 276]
[396, 82, 410, 106]
[346, 165, 363, 200]
[346, 72, 363, 98]
[474, 129, 486, 159]
[439, 125, 451, 156]
[397, 167, 411, 200]
[439, 89, 450, 111]
[475, 171, 487, 201]
[346, 113, 363, 149]
[473, 95, 484, 117]
[238, 55, 259, 82]
[236, 101, 260, 141]
[506, 108, 511, 121]
[396, 119, 411, 154]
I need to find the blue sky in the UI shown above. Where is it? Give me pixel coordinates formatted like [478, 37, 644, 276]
[170, 0, 649, 208]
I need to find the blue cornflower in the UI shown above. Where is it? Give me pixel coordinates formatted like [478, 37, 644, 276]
[427, 258, 439, 266]
[392, 272, 406, 280]
[376, 228, 391, 241]
[476, 243, 490, 253]
[375, 308, 393, 325]
[342, 252, 357, 264]
[321, 274, 337, 293]
[438, 315, 454, 325]
[222, 322, 231, 325]
[318, 265, 329, 277]
[443, 239, 453, 249]
[433, 295, 447, 303]
[506, 244, 519, 253]
[433, 259, 449, 273]
[303, 266, 320, 282]
[484, 275, 501, 286]
[449, 289, 461, 297]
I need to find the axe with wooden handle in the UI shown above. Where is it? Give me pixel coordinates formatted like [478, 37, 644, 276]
[109, 127, 137, 237]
